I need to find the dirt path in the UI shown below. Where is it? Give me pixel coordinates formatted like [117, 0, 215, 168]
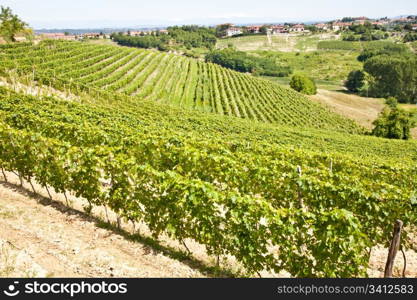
[0, 182, 204, 278]
[309, 89, 386, 129]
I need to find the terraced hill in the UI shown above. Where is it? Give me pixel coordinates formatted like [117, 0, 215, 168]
[0, 40, 360, 133]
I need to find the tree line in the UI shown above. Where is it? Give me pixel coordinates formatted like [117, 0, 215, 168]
[345, 43, 417, 140]
[111, 25, 217, 51]
[205, 47, 292, 77]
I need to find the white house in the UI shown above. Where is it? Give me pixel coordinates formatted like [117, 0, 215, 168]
[226, 27, 242, 37]
[331, 22, 351, 31]
[247, 25, 261, 34]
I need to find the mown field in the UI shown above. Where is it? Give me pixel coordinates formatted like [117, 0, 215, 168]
[216, 33, 339, 52]
[0, 40, 416, 278]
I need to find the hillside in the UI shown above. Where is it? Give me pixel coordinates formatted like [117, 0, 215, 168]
[216, 34, 339, 52]
[1, 40, 417, 278]
[0, 40, 360, 133]
[1, 85, 416, 277]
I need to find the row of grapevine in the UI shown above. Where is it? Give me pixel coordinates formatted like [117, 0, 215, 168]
[0, 119, 371, 277]
[1, 89, 415, 251]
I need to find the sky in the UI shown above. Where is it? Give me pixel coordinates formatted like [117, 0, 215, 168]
[1, 0, 416, 29]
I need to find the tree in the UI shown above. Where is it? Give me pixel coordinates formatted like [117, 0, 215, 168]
[345, 70, 366, 93]
[0, 6, 28, 42]
[216, 24, 232, 38]
[260, 25, 269, 35]
[364, 54, 417, 103]
[372, 107, 415, 140]
[290, 74, 317, 95]
[385, 97, 398, 109]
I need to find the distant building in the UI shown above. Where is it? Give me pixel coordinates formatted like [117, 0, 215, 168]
[271, 25, 288, 34]
[412, 24, 417, 31]
[289, 24, 305, 32]
[315, 23, 329, 31]
[395, 17, 409, 22]
[129, 31, 142, 36]
[372, 21, 385, 26]
[247, 25, 261, 34]
[353, 17, 369, 25]
[226, 27, 242, 37]
[14, 36, 27, 42]
[82, 33, 101, 39]
[40, 33, 77, 40]
[331, 22, 351, 31]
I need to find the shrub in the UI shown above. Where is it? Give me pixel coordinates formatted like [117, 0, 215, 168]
[206, 48, 292, 76]
[364, 54, 417, 103]
[290, 74, 317, 95]
[372, 107, 415, 140]
[385, 97, 398, 109]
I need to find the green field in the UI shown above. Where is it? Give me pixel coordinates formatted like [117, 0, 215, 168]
[217, 34, 363, 86]
[254, 49, 362, 85]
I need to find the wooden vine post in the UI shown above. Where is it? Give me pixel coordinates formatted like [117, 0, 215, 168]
[384, 220, 403, 278]
[296, 166, 304, 209]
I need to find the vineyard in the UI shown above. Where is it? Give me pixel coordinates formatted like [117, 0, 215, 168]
[0, 40, 360, 133]
[0, 83, 416, 277]
[0, 40, 417, 277]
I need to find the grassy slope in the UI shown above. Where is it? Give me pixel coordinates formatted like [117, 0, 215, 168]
[218, 34, 362, 88]
[309, 90, 385, 129]
[254, 50, 362, 83]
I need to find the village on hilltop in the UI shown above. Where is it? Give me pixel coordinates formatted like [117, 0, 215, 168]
[10, 15, 416, 43]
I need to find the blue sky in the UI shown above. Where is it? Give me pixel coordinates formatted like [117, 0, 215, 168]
[1, 0, 416, 29]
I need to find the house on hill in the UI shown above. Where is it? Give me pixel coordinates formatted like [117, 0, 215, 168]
[289, 24, 305, 32]
[129, 31, 142, 36]
[14, 36, 27, 42]
[315, 23, 329, 31]
[331, 22, 351, 31]
[39, 33, 77, 40]
[271, 25, 288, 34]
[247, 25, 261, 34]
[353, 17, 369, 25]
[226, 27, 242, 37]
[83, 33, 101, 39]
